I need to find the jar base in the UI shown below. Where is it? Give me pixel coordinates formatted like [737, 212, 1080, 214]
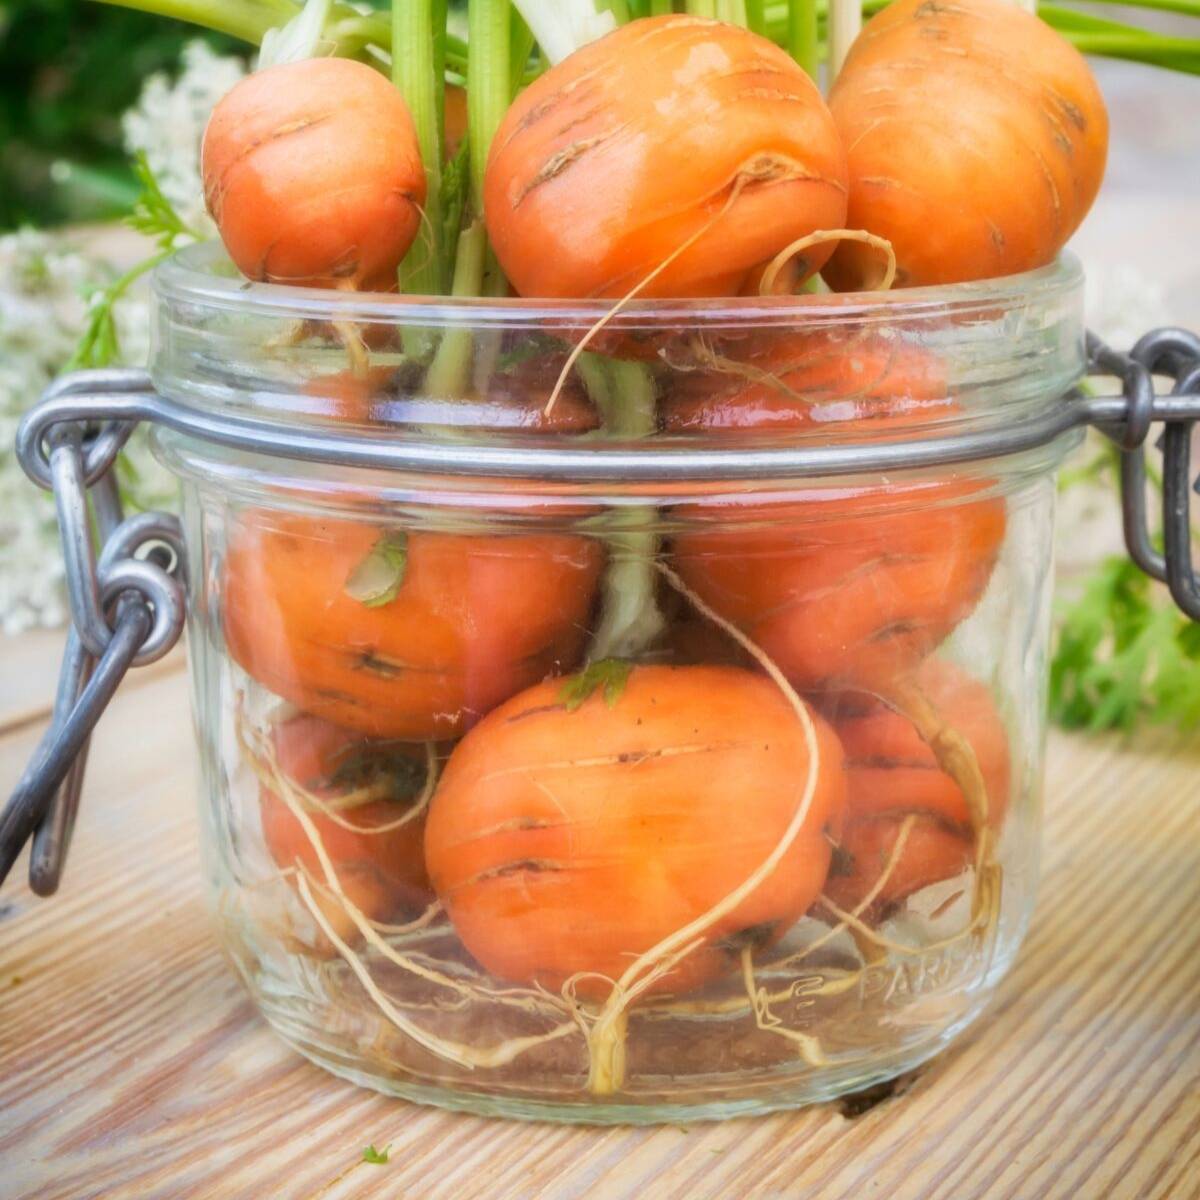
[259, 998, 994, 1126]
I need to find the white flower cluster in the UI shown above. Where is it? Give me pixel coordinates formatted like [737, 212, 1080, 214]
[0, 230, 102, 633]
[122, 40, 247, 234]
[2, 42, 244, 635]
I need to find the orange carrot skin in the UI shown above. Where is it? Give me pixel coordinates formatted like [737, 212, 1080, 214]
[202, 58, 426, 289]
[667, 334, 1005, 694]
[224, 513, 604, 740]
[662, 327, 952, 434]
[484, 15, 848, 299]
[673, 483, 1004, 694]
[825, 0, 1107, 289]
[425, 665, 847, 998]
[824, 660, 1011, 912]
[259, 714, 433, 936]
[825, 814, 974, 911]
[831, 659, 1011, 833]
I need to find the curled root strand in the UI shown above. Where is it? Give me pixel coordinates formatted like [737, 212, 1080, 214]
[758, 228, 897, 295]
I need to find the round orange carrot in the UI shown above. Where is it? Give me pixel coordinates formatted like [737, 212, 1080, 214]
[826, 815, 974, 913]
[824, 660, 1011, 912]
[425, 664, 846, 998]
[662, 326, 951, 434]
[484, 15, 847, 299]
[667, 334, 1005, 693]
[224, 512, 604, 739]
[202, 58, 426, 289]
[825, 0, 1107, 289]
[258, 713, 433, 940]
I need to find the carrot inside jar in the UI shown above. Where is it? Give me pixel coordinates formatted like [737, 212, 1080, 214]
[665, 330, 1006, 696]
[424, 664, 847, 1000]
[251, 713, 435, 946]
[223, 511, 605, 740]
[823, 659, 1012, 914]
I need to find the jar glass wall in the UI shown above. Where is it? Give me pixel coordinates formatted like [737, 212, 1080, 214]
[151, 247, 1083, 1122]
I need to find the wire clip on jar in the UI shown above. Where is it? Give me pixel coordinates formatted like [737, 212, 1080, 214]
[2, 328, 1199, 897]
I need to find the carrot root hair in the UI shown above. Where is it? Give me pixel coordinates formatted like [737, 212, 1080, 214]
[543, 173, 760, 418]
[758, 229, 897, 295]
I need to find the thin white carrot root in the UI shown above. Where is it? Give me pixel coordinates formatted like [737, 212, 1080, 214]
[740, 946, 828, 1066]
[575, 562, 826, 1095]
[883, 679, 991, 835]
[544, 174, 753, 417]
[263, 746, 571, 1018]
[368, 900, 444, 935]
[296, 872, 577, 1069]
[758, 228, 897, 295]
[773, 813, 918, 971]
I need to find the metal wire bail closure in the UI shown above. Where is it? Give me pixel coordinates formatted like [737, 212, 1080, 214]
[3, 326, 1199, 895]
[2, 406, 186, 895]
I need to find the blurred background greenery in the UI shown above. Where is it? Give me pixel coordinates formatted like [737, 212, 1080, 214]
[0, 1, 238, 228]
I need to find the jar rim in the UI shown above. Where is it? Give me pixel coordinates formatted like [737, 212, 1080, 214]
[148, 244, 1087, 483]
[155, 242, 1083, 326]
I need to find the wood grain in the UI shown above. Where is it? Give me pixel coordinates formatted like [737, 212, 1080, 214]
[0, 636, 1197, 1200]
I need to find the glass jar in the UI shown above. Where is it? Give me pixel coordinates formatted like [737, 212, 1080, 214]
[134, 244, 1091, 1121]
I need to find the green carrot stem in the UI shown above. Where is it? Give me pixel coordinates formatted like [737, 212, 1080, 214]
[93, 0, 396, 55]
[395, 0, 446, 295]
[425, 220, 488, 397]
[91, 0, 288, 41]
[745, 0, 768, 33]
[468, 0, 513, 295]
[509, 8, 537, 95]
[1058, 0, 1200, 18]
[687, 0, 718, 17]
[69, 247, 175, 371]
[718, 0, 750, 23]
[787, 0, 819, 80]
[577, 356, 667, 662]
[468, 0, 512, 208]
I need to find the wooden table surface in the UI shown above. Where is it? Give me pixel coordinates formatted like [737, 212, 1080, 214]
[1, 634, 1198, 1200]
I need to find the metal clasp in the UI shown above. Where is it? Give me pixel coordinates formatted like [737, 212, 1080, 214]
[1, 371, 186, 894]
[1088, 329, 1200, 621]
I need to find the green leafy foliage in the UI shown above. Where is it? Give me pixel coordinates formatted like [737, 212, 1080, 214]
[362, 1144, 391, 1164]
[1051, 436, 1200, 732]
[559, 658, 634, 712]
[127, 151, 199, 249]
[0, 0, 236, 230]
[344, 533, 409, 608]
[1049, 554, 1200, 731]
[67, 153, 196, 371]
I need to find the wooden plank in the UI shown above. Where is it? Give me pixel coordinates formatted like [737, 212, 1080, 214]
[0, 642, 1197, 1200]
[0, 629, 185, 735]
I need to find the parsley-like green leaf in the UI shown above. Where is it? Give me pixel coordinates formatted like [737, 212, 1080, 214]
[1049, 554, 1200, 731]
[345, 533, 409, 608]
[559, 659, 634, 712]
[127, 150, 200, 252]
[67, 153, 199, 371]
[362, 1144, 390, 1165]
[1051, 433, 1200, 732]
